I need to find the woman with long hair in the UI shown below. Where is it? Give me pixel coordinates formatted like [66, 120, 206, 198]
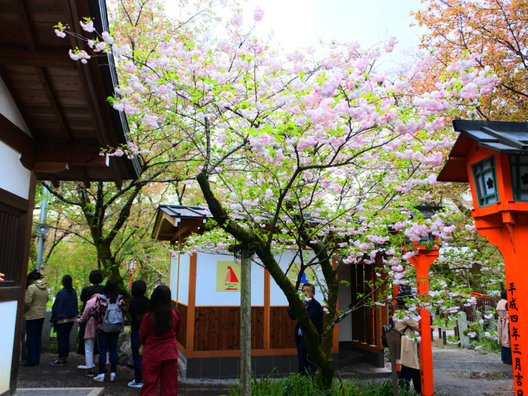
[140, 284, 181, 395]
[50, 274, 79, 366]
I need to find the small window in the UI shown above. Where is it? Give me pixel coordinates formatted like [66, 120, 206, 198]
[510, 154, 528, 201]
[472, 157, 499, 207]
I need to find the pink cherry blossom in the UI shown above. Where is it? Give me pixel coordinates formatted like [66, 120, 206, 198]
[253, 7, 264, 22]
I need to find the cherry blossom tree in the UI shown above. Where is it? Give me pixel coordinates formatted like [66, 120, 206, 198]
[410, 0, 527, 303]
[55, 0, 498, 387]
[414, 0, 527, 121]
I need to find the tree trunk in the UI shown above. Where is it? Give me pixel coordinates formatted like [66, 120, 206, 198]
[240, 249, 252, 396]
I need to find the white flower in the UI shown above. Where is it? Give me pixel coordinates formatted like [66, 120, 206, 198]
[80, 19, 95, 33]
[102, 31, 114, 44]
[54, 29, 66, 38]
[468, 331, 477, 339]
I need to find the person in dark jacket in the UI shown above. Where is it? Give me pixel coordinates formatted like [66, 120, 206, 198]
[128, 280, 150, 389]
[50, 275, 79, 366]
[77, 270, 105, 355]
[288, 282, 324, 375]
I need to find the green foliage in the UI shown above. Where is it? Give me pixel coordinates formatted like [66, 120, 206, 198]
[44, 239, 97, 296]
[464, 315, 500, 354]
[226, 375, 418, 396]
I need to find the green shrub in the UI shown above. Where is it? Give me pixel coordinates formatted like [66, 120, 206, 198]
[227, 375, 419, 396]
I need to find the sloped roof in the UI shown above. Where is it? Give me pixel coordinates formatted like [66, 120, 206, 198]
[0, 0, 141, 184]
[152, 204, 212, 243]
[437, 119, 528, 182]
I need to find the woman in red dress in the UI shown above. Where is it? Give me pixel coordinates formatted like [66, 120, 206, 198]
[140, 284, 181, 395]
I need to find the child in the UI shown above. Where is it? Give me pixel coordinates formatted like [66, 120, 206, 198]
[128, 280, 150, 389]
[77, 286, 100, 374]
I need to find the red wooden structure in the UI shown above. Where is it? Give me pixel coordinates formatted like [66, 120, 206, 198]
[438, 119, 528, 395]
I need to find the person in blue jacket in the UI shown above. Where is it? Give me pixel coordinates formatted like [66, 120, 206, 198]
[50, 275, 79, 366]
[288, 282, 324, 375]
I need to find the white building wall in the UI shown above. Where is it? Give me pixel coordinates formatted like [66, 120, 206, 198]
[195, 252, 265, 306]
[268, 250, 323, 306]
[171, 250, 328, 308]
[171, 253, 190, 304]
[0, 142, 31, 199]
[0, 76, 32, 199]
[0, 77, 31, 135]
[0, 301, 17, 394]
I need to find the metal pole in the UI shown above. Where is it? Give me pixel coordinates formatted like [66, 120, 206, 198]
[240, 249, 252, 396]
[36, 185, 50, 272]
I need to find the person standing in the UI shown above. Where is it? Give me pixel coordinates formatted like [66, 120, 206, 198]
[140, 285, 181, 396]
[77, 286, 100, 372]
[128, 280, 150, 389]
[24, 270, 49, 366]
[288, 282, 324, 375]
[78, 270, 105, 355]
[92, 278, 126, 382]
[50, 275, 79, 366]
[394, 295, 421, 394]
[497, 289, 512, 365]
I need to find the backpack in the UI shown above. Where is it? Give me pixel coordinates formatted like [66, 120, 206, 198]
[101, 296, 124, 333]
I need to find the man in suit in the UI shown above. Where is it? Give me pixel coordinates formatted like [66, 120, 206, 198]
[288, 282, 324, 375]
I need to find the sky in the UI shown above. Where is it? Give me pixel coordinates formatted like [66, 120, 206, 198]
[247, 0, 423, 51]
[165, 0, 425, 67]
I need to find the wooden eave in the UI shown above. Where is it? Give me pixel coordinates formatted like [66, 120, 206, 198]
[0, 0, 141, 183]
[152, 205, 212, 243]
[438, 119, 528, 183]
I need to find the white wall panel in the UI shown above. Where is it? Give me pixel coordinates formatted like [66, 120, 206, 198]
[195, 252, 265, 306]
[173, 253, 190, 304]
[0, 300, 17, 394]
[0, 141, 30, 199]
[268, 250, 325, 306]
[0, 77, 30, 135]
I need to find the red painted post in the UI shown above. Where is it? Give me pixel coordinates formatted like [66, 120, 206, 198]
[436, 119, 528, 395]
[473, 216, 527, 395]
[407, 243, 439, 396]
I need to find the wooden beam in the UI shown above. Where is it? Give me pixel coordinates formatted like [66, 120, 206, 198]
[35, 68, 71, 138]
[0, 50, 72, 67]
[0, 113, 34, 157]
[32, 162, 69, 173]
[17, 0, 36, 51]
[33, 142, 106, 165]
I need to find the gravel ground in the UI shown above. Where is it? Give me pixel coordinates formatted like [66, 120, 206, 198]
[432, 346, 513, 396]
[16, 346, 513, 395]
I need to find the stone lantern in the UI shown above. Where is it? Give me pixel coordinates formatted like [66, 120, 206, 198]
[438, 119, 528, 395]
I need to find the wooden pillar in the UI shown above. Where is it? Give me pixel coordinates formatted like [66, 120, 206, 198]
[186, 252, 197, 353]
[476, 218, 528, 395]
[407, 246, 439, 396]
[263, 270, 270, 350]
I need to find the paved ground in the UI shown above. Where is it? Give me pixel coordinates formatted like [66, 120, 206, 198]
[16, 346, 513, 395]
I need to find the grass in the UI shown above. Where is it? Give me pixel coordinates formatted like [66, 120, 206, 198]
[227, 374, 419, 396]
